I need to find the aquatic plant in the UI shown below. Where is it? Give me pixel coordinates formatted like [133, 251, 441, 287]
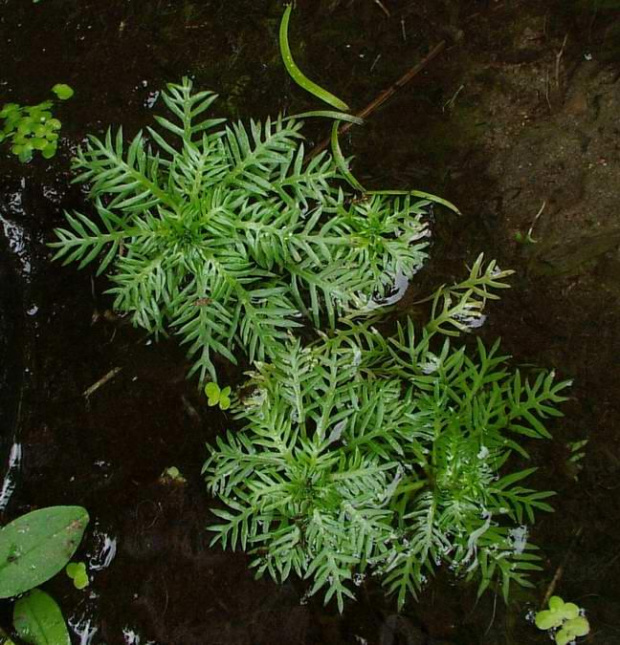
[205, 382, 232, 410]
[204, 278, 569, 610]
[535, 596, 590, 645]
[49, 3, 570, 614]
[0, 84, 73, 163]
[65, 562, 89, 590]
[50, 77, 443, 382]
[0, 506, 89, 644]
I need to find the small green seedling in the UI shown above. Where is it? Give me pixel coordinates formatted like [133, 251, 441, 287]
[567, 440, 588, 465]
[204, 382, 232, 410]
[51, 84, 74, 101]
[160, 466, 187, 484]
[65, 562, 89, 590]
[535, 596, 590, 645]
[514, 230, 538, 245]
[515, 201, 546, 246]
[566, 439, 588, 480]
[0, 84, 73, 162]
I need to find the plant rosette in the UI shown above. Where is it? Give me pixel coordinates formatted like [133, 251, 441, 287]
[535, 596, 590, 645]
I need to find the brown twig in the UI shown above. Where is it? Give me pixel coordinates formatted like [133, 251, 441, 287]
[308, 40, 446, 159]
[83, 367, 123, 398]
[542, 526, 583, 607]
[555, 34, 569, 90]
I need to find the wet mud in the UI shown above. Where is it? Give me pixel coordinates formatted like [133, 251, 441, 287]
[1, 0, 620, 643]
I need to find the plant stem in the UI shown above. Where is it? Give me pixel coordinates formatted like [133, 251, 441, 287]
[308, 41, 447, 159]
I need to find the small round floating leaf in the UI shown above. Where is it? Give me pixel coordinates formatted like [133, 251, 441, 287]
[279, 5, 350, 111]
[72, 569, 89, 590]
[560, 602, 580, 621]
[47, 118, 61, 130]
[42, 143, 58, 159]
[17, 119, 35, 134]
[31, 138, 48, 151]
[204, 382, 220, 398]
[218, 386, 232, 410]
[548, 596, 564, 611]
[13, 589, 71, 645]
[0, 506, 89, 598]
[564, 616, 590, 638]
[18, 145, 34, 163]
[535, 610, 563, 631]
[0, 103, 20, 118]
[51, 84, 74, 101]
[205, 382, 221, 406]
[74, 574, 89, 589]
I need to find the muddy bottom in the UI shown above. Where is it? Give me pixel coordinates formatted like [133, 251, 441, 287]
[1, 0, 620, 643]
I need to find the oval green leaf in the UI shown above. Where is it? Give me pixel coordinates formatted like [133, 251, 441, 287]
[204, 382, 220, 399]
[560, 602, 580, 620]
[279, 5, 350, 111]
[548, 596, 564, 611]
[535, 609, 563, 631]
[13, 590, 70, 645]
[564, 616, 590, 638]
[51, 84, 74, 101]
[42, 143, 58, 159]
[0, 506, 89, 598]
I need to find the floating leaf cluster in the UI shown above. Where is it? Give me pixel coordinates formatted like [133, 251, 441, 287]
[535, 596, 590, 645]
[0, 85, 73, 163]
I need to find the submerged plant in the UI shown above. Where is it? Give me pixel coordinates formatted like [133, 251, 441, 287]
[0, 506, 89, 644]
[50, 77, 443, 381]
[204, 261, 570, 611]
[49, 3, 571, 614]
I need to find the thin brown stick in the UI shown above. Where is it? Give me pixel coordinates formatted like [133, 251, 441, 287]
[308, 40, 446, 158]
[555, 34, 569, 90]
[83, 367, 123, 398]
[542, 526, 583, 607]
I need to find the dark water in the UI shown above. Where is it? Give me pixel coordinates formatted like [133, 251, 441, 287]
[1, 0, 620, 643]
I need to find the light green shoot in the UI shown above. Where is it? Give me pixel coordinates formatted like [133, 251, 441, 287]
[205, 382, 232, 410]
[51, 84, 74, 101]
[160, 466, 187, 484]
[279, 5, 350, 111]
